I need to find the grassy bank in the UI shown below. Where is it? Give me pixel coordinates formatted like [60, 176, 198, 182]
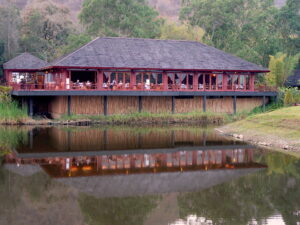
[0, 101, 29, 124]
[58, 111, 227, 125]
[219, 106, 300, 153]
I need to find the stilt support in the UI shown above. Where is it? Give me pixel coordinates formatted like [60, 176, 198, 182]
[138, 96, 142, 113]
[104, 96, 108, 116]
[233, 96, 237, 114]
[172, 96, 175, 114]
[203, 96, 207, 112]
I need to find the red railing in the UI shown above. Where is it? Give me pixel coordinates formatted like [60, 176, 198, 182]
[8, 82, 277, 92]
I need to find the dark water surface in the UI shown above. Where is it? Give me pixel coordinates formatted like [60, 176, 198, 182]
[0, 125, 299, 225]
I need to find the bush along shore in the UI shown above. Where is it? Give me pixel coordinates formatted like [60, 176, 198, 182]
[1, 111, 230, 126]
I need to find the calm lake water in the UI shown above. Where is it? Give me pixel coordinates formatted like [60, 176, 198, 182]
[0, 125, 299, 225]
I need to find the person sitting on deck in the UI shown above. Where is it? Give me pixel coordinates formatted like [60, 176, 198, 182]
[125, 82, 129, 88]
[118, 80, 123, 88]
[86, 80, 91, 88]
[110, 79, 116, 90]
[103, 82, 108, 88]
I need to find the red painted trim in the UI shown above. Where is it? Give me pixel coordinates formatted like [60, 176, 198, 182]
[42, 66, 270, 73]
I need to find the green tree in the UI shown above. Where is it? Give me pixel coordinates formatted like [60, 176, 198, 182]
[160, 20, 204, 42]
[19, 4, 74, 61]
[0, 4, 21, 60]
[275, 0, 300, 56]
[59, 33, 92, 56]
[79, 0, 163, 38]
[180, 0, 281, 66]
[266, 52, 300, 87]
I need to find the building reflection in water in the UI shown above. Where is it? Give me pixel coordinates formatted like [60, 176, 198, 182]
[5, 148, 265, 178]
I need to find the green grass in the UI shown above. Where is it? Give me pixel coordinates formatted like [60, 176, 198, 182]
[226, 106, 300, 140]
[0, 101, 28, 124]
[58, 111, 227, 125]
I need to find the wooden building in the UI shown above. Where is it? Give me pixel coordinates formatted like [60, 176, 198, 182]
[3, 37, 277, 117]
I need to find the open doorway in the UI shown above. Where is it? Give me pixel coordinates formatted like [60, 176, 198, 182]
[71, 71, 96, 83]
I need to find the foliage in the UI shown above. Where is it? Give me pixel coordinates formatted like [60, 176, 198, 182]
[266, 52, 300, 87]
[59, 33, 92, 56]
[160, 20, 204, 41]
[0, 85, 12, 102]
[0, 4, 21, 60]
[180, 0, 300, 67]
[284, 88, 295, 106]
[79, 0, 163, 38]
[19, 4, 74, 61]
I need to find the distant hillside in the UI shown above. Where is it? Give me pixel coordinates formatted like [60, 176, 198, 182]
[0, 0, 286, 24]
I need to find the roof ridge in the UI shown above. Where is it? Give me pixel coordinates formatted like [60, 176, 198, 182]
[51, 37, 101, 65]
[99, 36, 206, 45]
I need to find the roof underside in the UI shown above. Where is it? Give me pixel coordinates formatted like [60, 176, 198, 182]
[3, 52, 47, 70]
[50, 37, 268, 72]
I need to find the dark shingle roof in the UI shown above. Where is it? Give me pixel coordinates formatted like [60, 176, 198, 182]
[49, 37, 268, 72]
[3, 52, 47, 70]
[286, 70, 300, 87]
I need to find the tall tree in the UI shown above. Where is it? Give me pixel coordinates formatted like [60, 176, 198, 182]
[19, 3, 74, 61]
[180, 0, 281, 66]
[79, 0, 163, 38]
[0, 4, 21, 60]
[266, 52, 300, 87]
[160, 20, 205, 42]
[275, 0, 300, 57]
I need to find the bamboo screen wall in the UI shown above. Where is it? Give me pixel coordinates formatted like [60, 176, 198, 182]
[107, 96, 138, 115]
[47, 96, 267, 118]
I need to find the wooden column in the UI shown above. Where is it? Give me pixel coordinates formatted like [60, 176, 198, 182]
[250, 74, 255, 91]
[130, 71, 136, 88]
[97, 71, 103, 89]
[193, 73, 198, 90]
[263, 96, 266, 112]
[172, 96, 175, 113]
[233, 96, 237, 114]
[67, 96, 71, 116]
[138, 96, 142, 113]
[104, 96, 107, 116]
[163, 72, 168, 91]
[223, 74, 227, 91]
[203, 96, 207, 112]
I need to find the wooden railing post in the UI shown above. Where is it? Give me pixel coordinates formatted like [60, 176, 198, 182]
[163, 72, 168, 91]
[97, 71, 103, 90]
[250, 74, 255, 91]
[193, 73, 198, 91]
[223, 74, 227, 91]
[130, 71, 136, 88]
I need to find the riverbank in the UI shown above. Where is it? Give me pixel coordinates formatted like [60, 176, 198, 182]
[217, 106, 300, 154]
[0, 111, 230, 126]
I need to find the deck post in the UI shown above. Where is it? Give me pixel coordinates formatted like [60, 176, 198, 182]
[163, 72, 168, 91]
[28, 97, 34, 117]
[67, 96, 71, 116]
[138, 96, 142, 113]
[203, 95, 207, 112]
[233, 96, 237, 114]
[172, 96, 175, 113]
[104, 96, 108, 116]
[97, 71, 103, 89]
[263, 96, 266, 112]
